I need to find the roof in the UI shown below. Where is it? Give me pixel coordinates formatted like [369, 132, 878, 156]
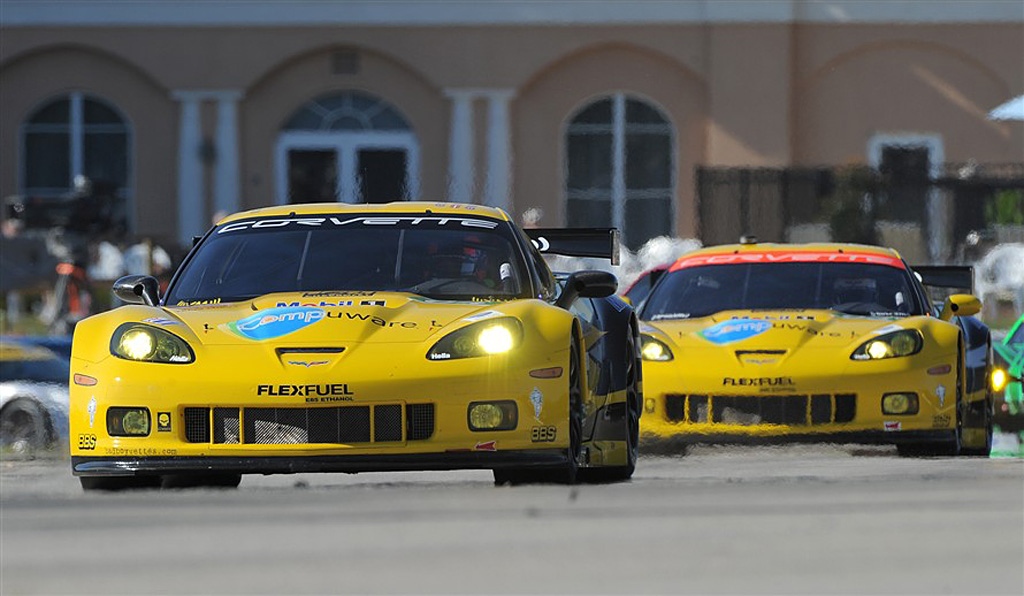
[218, 202, 512, 225]
[669, 242, 905, 272]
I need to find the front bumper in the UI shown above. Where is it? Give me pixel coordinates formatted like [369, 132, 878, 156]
[72, 449, 568, 477]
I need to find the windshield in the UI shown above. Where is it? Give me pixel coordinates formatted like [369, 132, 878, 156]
[1008, 321, 1024, 347]
[641, 262, 922, 320]
[166, 214, 529, 303]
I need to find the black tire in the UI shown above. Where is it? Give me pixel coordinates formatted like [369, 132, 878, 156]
[494, 331, 583, 486]
[80, 476, 161, 492]
[161, 474, 243, 489]
[0, 398, 53, 455]
[580, 323, 640, 484]
[960, 395, 994, 457]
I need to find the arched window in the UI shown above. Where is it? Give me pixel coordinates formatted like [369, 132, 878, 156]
[285, 91, 411, 132]
[21, 92, 131, 226]
[565, 94, 674, 249]
[277, 91, 418, 204]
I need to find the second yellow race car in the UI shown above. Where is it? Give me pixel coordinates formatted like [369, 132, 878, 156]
[69, 202, 642, 489]
[638, 240, 993, 456]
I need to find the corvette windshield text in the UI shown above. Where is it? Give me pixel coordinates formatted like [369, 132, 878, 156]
[218, 216, 499, 234]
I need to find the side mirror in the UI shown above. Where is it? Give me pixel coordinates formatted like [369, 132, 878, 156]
[939, 294, 981, 321]
[112, 275, 160, 307]
[556, 270, 617, 309]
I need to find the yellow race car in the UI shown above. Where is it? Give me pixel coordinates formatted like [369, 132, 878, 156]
[69, 203, 642, 489]
[638, 240, 993, 456]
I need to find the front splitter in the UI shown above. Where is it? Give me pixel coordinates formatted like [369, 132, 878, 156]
[73, 449, 569, 477]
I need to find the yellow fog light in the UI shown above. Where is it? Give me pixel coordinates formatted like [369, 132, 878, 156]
[881, 393, 919, 415]
[478, 325, 514, 354]
[106, 407, 151, 436]
[119, 328, 156, 360]
[992, 368, 1007, 392]
[468, 401, 517, 431]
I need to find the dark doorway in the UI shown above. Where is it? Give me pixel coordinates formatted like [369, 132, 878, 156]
[879, 145, 930, 222]
[358, 149, 407, 203]
[288, 150, 337, 203]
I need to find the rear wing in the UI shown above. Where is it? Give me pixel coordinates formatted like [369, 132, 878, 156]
[913, 265, 974, 293]
[524, 228, 620, 266]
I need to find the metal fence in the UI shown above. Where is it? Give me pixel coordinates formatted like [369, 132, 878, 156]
[697, 163, 1024, 263]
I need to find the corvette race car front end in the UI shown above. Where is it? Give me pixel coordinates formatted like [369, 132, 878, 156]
[639, 313, 963, 445]
[70, 296, 575, 478]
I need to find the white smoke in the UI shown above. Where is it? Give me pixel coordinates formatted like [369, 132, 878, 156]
[973, 243, 1024, 316]
[544, 236, 702, 291]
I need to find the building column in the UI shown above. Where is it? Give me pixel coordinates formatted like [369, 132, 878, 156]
[213, 91, 243, 220]
[445, 90, 475, 204]
[482, 89, 515, 212]
[173, 91, 204, 247]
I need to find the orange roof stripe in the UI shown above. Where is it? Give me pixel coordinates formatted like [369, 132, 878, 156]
[670, 244, 905, 271]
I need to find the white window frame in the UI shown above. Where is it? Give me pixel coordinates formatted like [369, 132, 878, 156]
[867, 132, 945, 261]
[19, 91, 135, 230]
[564, 92, 676, 243]
[274, 131, 419, 205]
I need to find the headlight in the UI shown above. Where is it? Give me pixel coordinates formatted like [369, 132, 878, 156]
[427, 318, 523, 360]
[640, 334, 673, 361]
[992, 368, 1008, 392]
[110, 323, 194, 364]
[851, 330, 922, 360]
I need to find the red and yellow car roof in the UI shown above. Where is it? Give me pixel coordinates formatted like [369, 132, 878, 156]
[669, 243, 906, 271]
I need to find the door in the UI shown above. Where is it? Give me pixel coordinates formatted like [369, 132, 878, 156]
[275, 132, 419, 205]
[287, 149, 338, 203]
[358, 149, 407, 204]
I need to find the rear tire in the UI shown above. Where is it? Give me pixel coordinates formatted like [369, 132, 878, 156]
[580, 324, 640, 484]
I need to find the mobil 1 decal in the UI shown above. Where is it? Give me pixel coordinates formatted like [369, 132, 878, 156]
[699, 319, 772, 345]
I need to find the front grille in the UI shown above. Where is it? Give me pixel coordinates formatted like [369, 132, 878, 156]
[181, 403, 436, 445]
[406, 404, 435, 441]
[184, 407, 210, 443]
[374, 404, 403, 442]
[664, 394, 857, 426]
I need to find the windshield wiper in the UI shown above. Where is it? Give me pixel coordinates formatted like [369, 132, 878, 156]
[830, 302, 910, 317]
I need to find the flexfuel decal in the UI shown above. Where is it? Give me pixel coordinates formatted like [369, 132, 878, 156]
[225, 306, 325, 340]
[699, 319, 772, 345]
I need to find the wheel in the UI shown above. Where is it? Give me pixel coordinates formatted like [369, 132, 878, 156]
[494, 330, 583, 485]
[0, 398, 53, 455]
[161, 474, 242, 489]
[960, 396, 994, 457]
[581, 323, 640, 484]
[80, 476, 161, 491]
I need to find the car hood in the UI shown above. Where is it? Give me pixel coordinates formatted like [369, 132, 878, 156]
[644, 309, 924, 362]
[150, 292, 516, 346]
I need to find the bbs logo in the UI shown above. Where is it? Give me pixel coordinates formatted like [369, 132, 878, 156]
[78, 434, 97, 450]
[531, 426, 556, 442]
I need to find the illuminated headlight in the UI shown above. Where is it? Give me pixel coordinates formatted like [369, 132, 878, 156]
[991, 368, 1007, 392]
[107, 407, 151, 436]
[468, 401, 518, 431]
[882, 392, 919, 415]
[427, 317, 523, 360]
[111, 323, 194, 364]
[851, 330, 922, 360]
[640, 334, 673, 361]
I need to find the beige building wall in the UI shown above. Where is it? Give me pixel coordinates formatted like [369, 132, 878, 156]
[1, 16, 1021, 247]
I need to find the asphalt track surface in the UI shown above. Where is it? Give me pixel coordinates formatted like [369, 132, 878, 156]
[2, 445, 1022, 595]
